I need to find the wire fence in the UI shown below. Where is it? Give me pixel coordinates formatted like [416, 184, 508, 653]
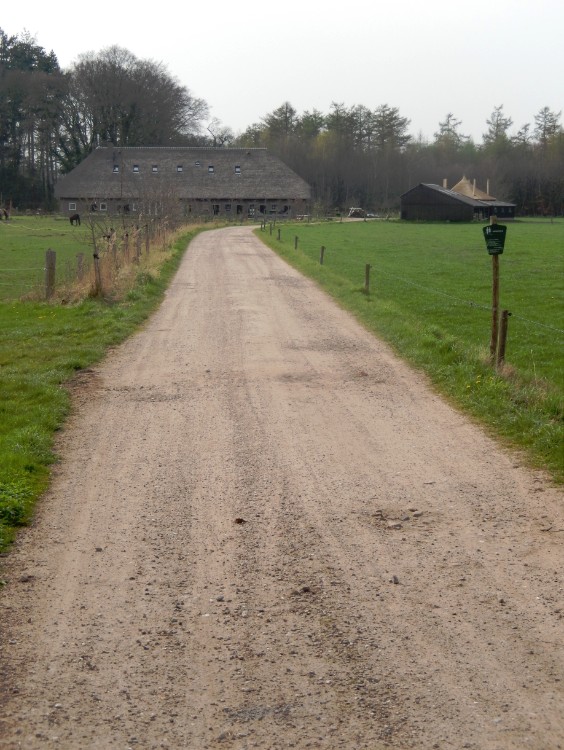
[0, 217, 175, 302]
[266, 225, 564, 382]
[375, 267, 564, 339]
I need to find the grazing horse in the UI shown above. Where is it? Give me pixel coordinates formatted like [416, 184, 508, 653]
[70, 213, 81, 226]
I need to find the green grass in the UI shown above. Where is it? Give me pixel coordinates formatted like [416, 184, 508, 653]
[0, 216, 94, 300]
[0, 224, 203, 549]
[257, 219, 564, 481]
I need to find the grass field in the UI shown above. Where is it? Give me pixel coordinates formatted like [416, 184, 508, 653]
[0, 220, 204, 549]
[0, 216, 95, 300]
[258, 218, 563, 480]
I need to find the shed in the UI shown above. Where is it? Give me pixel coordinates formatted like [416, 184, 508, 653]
[400, 182, 515, 221]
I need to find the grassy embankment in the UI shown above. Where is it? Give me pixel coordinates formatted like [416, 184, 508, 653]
[258, 218, 563, 481]
[0, 217, 205, 549]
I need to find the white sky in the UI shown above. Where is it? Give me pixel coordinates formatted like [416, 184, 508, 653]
[6, 0, 564, 142]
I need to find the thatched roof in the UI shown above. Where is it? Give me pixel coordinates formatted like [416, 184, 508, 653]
[451, 176, 494, 201]
[55, 146, 311, 201]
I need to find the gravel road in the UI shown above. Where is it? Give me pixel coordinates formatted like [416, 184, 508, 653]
[0, 226, 562, 750]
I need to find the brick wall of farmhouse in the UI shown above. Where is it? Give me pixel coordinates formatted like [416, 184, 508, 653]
[60, 197, 309, 219]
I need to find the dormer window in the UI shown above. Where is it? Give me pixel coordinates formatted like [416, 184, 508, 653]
[113, 165, 119, 173]
[177, 165, 183, 172]
[152, 164, 158, 172]
[208, 165, 214, 173]
[194, 160, 201, 167]
[133, 164, 139, 173]
[235, 165, 241, 174]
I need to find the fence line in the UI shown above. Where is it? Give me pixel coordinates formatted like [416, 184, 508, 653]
[374, 268, 493, 312]
[299, 239, 564, 339]
[509, 313, 564, 336]
[1, 218, 174, 301]
[375, 269, 564, 337]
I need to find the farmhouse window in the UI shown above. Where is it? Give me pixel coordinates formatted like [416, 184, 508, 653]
[152, 165, 158, 172]
[68, 202, 76, 211]
[100, 203, 107, 211]
[235, 165, 241, 174]
[225, 204, 231, 211]
[194, 160, 201, 167]
[133, 165, 139, 172]
[113, 165, 119, 172]
[208, 165, 214, 173]
[177, 165, 183, 172]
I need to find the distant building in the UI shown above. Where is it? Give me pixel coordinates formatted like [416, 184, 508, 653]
[400, 178, 515, 221]
[54, 146, 311, 219]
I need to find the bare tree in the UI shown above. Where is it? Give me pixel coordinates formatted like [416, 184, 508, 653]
[206, 118, 234, 147]
[60, 46, 208, 168]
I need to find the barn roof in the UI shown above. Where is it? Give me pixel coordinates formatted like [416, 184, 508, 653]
[54, 146, 311, 201]
[401, 183, 482, 206]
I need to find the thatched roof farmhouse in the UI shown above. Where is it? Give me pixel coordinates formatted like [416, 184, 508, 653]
[55, 146, 311, 219]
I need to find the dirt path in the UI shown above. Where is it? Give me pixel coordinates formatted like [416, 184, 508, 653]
[0, 226, 562, 750]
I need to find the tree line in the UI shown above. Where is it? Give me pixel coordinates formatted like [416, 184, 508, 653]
[235, 102, 563, 216]
[1, 29, 562, 214]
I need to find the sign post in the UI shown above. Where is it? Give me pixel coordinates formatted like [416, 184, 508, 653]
[482, 217, 507, 363]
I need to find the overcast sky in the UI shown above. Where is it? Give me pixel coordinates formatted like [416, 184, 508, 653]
[6, 0, 564, 142]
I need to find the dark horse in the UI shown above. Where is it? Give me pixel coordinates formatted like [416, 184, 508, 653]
[69, 213, 81, 226]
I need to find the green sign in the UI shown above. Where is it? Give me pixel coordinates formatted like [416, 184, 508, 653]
[483, 223, 507, 255]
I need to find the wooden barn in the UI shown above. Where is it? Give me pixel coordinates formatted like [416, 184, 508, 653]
[400, 179, 515, 221]
[54, 146, 311, 219]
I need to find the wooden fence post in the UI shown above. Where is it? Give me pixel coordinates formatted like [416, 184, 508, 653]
[45, 249, 56, 299]
[497, 310, 511, 367]
[93, 251, 102, 296]
[277, 228, 281, 241]
[364, 263, 371, 293]
[136, 227, 142, 263]
[490, 253, 500, 362]
[320, 246, 325, 265]
[294, 235, 298, 250]
[76, 253, 84, 281]
[145, 225, 150, 255]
